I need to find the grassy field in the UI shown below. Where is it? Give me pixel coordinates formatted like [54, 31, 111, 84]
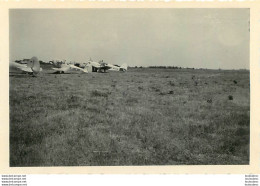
[9, 67, 250, 166]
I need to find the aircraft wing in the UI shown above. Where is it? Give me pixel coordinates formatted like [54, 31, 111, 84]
[17, 66, 33, 73]
[52, 64, 87, 73]
[52, 67, 65, 71]
[100, 66, 111, 70]
[52, 65, 70, 72]
[91, 63, 101, 68]
[10, 62, 33, 72]
[69, 65, 88, 73]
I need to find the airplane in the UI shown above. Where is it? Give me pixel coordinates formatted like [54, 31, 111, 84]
[87, 58, 127, 73]
[106, 63, 128, 72]
[50, 59, 88, 74]
[10, 56, 42, 76]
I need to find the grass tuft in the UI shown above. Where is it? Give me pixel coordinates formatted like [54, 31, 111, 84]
[91, 90, 110, 97]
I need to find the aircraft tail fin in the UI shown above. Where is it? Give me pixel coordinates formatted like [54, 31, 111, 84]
[29, 57, 41, 75]
[120, 63, 128, 71]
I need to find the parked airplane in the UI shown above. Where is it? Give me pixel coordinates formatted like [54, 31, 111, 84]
[50, 59, 88, 74]
[87, 58, 127, 73]
[10, 56, 42, 76]
[106, 63, 128, 72]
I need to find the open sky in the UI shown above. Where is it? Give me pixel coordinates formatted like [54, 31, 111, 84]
[10, 9, 249, 69]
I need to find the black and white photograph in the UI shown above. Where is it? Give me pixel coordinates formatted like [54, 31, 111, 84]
[9, 8, 250, 167]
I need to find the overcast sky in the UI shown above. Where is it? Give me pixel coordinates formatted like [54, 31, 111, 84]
[10, 9, 249, 69]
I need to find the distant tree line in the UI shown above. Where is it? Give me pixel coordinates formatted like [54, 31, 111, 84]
[131, 66, 198, 69]
[148, 66, 183, 69]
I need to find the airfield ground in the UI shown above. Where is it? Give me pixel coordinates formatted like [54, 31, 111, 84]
[9, 67, 250, 166]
